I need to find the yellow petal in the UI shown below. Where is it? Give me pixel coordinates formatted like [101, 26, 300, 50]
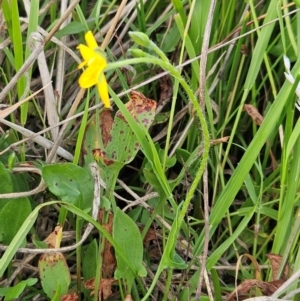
[97, 74, 110, 108]
[94, 54, 107, 69]
[78, 61, 86, 69]
[78, 65, 100, 88]
[77, 44, 96, 63]
[85, 31, 98, 49]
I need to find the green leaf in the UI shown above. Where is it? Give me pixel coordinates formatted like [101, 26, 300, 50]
[0, 198, 31, 245]
[160, 203, 187, 270]
[82, 240, 98, 280]
[54, 21, 86, 39]
[4, 278, 38, 301]
[0, 200, 60, 277]
[113, 208, 147, 291]
[156, 23, 180, 53]
[103, 93, 157, 166]
[143, 164, 165, 197]
[38, 252, 70, 298]
[42, 163, 94, 210]
[50, 283, 61, 301]
[153, 111, 170, 124]
[0, 161, 14, 211]
[32, 236, 48, 249]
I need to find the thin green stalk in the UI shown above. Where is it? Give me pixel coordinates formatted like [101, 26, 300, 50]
[220, 55, 246, 180]
[282, 0, 298, 55]
[74, 92, 90, 165]
[162, 269, 173, 301]
[76, 217, 83, 300]
[94, 232, 105, 301]
[249, 0, 277, 98]
[116, 32, 210, 301]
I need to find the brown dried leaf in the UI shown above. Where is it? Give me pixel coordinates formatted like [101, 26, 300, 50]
[226, 279, 262, 301]
[100, 109, 113, 148]
[60, 292, 78, 301]
[158, 74, 172, 103]
[266, 253, 289, 280]
[98, 210, 116, 277]
[84, 278, 95, 290]
[261, 279, 285, 295]
[101, 278, 115, 300]
[116, 90, 157, 123]
[45, 225, 62, 248]
[243, 104, 264, 125]
[210, 136, 230, 146]
[226, 275, 286, 300]
[84, 277, 116, 300]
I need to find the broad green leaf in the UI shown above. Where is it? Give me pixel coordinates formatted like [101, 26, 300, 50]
[0, 198, 31, 245]
[0, 133, 33, 247]
[4, 278, 38, 301]
[156, 23, 180, 53]
[82, 239, 98, 280]
[103, 91, 157, 166]
[84, 92, 157, 210]
[113, 207, 147, 291]
[38, 252, 70, 299]
[55, 21, 86, 38]
[42, 163, 94, 210]
[0, 161, 14, 210]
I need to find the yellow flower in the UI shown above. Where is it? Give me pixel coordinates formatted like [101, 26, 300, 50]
[77, 31, 110, 108]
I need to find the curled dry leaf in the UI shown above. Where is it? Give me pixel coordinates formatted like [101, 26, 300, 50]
[84, 277, 116, 300]
[101, 278, 116, 300]
[60, 292, 78, 301]
[210, 136, 230, 146]
[226, 279, 284, 301]
[98, 210, 116, 277]
[44, 225, 63, 248]
[84, 278, 95, 290]
[243, 104, 264, 126]
[100, 109, 113, 148]
[266, 253, 290, 280]
[226, 253, 289, 301]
